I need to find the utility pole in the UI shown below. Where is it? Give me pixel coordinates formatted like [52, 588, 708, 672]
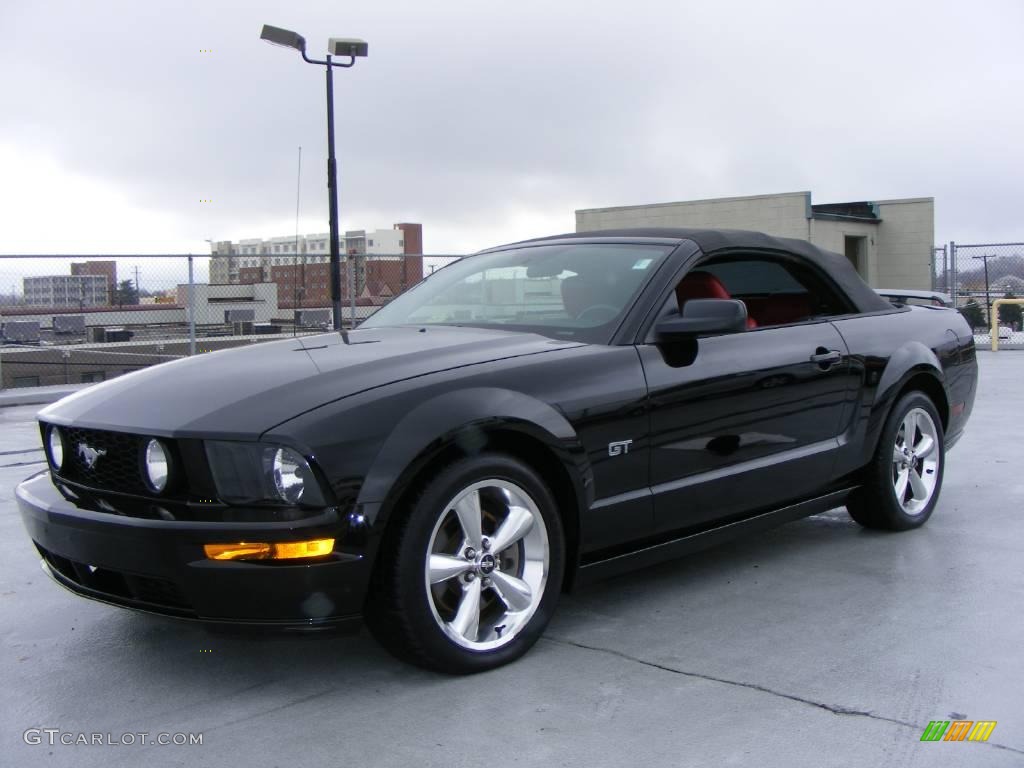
[972, 254, 994, 326]
[133, 266, 141, 302]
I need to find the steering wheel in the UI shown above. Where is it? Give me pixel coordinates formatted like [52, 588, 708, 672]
[575, 304, 619, 324]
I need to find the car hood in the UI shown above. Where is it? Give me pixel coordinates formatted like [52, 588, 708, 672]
[39, 325, 584, 439]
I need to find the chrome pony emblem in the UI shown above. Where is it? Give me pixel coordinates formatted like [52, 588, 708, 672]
[77, 443, 107, 470]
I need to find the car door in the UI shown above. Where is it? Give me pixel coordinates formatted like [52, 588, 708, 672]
[638, 253, 858, 536]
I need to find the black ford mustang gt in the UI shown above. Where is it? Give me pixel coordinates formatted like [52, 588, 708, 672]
[17, 228, 977, 673]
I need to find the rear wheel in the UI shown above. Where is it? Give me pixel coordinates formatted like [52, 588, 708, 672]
[847, 391, 945, 530]
[365, 454, 564, 673]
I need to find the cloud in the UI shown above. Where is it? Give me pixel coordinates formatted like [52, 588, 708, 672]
[1, 0, 1022, 254]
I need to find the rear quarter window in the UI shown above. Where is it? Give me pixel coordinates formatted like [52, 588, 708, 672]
[696, 255, 855, 324]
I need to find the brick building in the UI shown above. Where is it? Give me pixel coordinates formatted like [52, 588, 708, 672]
[71, 260, 118, 296]
[211, 223, 425, 309]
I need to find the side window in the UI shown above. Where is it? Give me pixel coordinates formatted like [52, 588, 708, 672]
[677, 255, 853, 328]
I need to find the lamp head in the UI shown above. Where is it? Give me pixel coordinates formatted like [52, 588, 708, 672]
[329, 38, 368, 58]
[260, 24, 306, 54]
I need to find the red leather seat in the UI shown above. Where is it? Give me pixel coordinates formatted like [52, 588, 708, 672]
[675, 272, 757, 329]
[743, 295, 812, 326]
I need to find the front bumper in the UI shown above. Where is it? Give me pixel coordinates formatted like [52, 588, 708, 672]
[16, 472, 371, 629]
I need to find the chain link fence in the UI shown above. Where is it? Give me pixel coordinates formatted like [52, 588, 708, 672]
[5, 241, 1019, 390]
[938, 241, 1024, 347]
[0, 253, 461, 389]
[931, 245, 949, 293]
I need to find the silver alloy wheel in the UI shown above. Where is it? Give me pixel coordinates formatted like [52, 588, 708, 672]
[891, 407, 940, 515]
[424, 479, 549, 651]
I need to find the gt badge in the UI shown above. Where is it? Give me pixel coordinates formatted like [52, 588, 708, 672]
[608, 440, 633, 457]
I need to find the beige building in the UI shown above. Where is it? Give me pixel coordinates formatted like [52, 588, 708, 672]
[576, 192, 934, 289]
[23, 274, 110, 307]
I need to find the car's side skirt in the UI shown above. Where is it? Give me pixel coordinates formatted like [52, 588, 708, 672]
[574, 488, 855, 587]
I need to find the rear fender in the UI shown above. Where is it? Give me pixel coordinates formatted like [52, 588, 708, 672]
[861, 341, 945, 463]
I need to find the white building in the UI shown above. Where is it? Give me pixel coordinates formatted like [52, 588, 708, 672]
[23, 274, 110, 307]
[576, 192, 934, 289]
[175, 281, 280, 326]
[208, 225, 423, 294]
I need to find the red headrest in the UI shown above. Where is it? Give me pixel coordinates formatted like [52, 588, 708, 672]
[675, 271, 757, 329]
[675, 271, 732, 304]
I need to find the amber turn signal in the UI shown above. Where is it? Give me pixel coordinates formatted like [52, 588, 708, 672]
[204, 538, 334, 561]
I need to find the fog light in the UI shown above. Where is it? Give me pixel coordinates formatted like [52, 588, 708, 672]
[203, 538, 334, 561]
[144, 439, 170, 493]
[47, 426, 64, 470]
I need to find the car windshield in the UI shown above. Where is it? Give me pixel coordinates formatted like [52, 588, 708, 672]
[361, 243, 674, 342]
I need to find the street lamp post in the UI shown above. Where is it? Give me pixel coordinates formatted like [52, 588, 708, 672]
[260, 24, 368, 331]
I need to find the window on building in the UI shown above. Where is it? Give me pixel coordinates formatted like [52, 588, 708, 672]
[81, 371, 106, 383]
[368, 240, 374, 247]
[13, 376, 40, 388]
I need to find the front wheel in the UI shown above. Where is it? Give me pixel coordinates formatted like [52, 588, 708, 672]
[365, 454, 564, 673]
[847, 391, 945, 530]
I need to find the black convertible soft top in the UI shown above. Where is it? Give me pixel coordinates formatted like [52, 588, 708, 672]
[522, 227, 893, 314]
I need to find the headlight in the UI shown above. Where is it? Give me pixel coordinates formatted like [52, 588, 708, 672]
[144, 439, 170, 493]
[46, 426, 64, 470]
[204, 441, 327, 507]
[272, 447, 308, 504]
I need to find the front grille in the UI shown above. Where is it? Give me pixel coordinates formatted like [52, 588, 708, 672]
[37, 544, 193, 614]
[53, 426, 150, 495]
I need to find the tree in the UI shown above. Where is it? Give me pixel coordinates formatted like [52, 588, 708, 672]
[113, 279, 139, 307]
[959, 299, 985, 329]
[998, 292, 1023, 329]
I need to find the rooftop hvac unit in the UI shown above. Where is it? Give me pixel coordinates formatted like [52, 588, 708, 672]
[253, 323, 282, 335]
[53, 315, 86, 335]
[296, 309, 331, 328]
[225, 308, 256, 323]
[90, 326, 107, 343]
[3, 320, 41, 343]
[232, 321, 254, 335]
[104, 328, 133, 342]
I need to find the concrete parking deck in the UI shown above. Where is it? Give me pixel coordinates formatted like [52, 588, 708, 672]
[0, 352, 1021, 767]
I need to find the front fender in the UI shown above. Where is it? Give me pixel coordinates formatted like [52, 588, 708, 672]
[357, 387, 591, 523]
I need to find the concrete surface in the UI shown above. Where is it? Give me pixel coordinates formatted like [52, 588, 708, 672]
[0, 352, 1021, 767]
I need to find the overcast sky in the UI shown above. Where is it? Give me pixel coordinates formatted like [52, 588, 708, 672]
[1, 0, 1021, 256]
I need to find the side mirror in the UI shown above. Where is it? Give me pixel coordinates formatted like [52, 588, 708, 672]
[655, 299, 748, 340]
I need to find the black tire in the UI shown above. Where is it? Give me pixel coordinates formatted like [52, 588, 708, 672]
[847, 391, 945, 531]
[365, 453, 565, 674]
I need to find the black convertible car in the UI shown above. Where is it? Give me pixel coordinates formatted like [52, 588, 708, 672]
[18, 228, 977, 673]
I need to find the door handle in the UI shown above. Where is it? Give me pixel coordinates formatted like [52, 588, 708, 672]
[809, 349, 842, 367]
